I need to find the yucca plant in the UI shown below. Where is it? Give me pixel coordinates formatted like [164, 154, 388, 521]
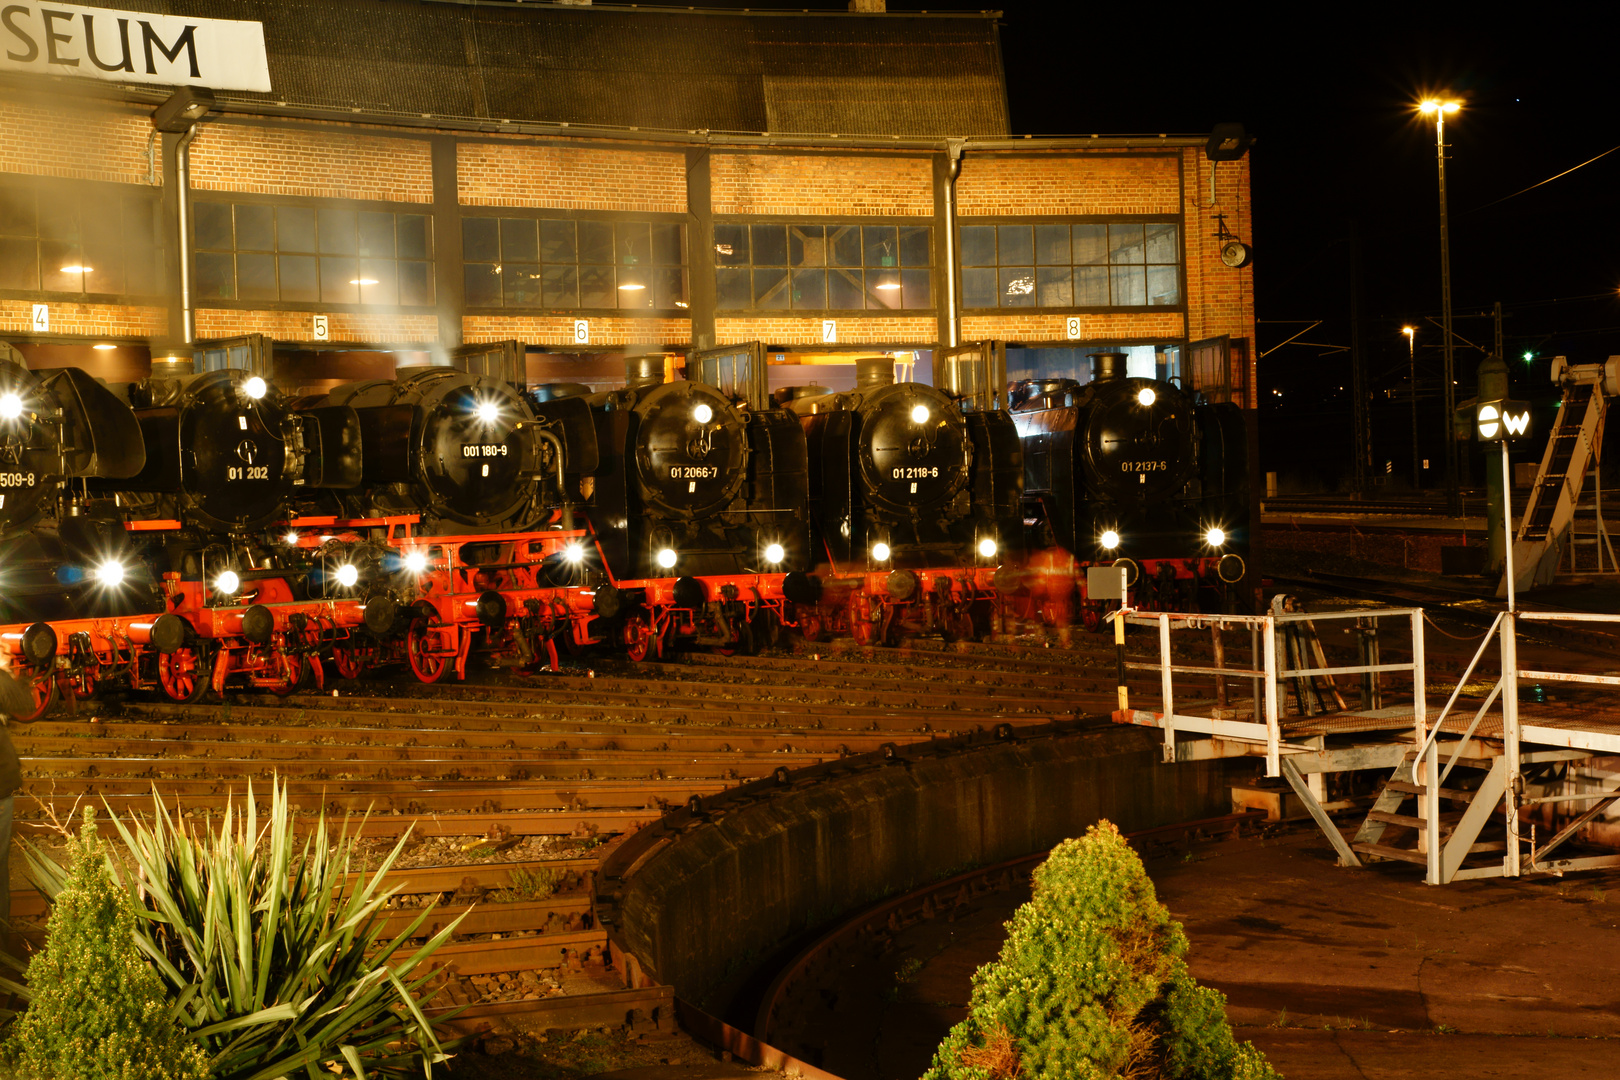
[23, 780, 467, 1080]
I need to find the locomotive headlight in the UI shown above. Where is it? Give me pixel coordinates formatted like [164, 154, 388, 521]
[335, 563, 359, 588]
[1136, 388, 1157, 407]
[1204, 527, 1227, 548]
[214, 570, 241, 595]
[242, 376, 268, 401]
[403, 550, 429, 574]
[563, 541, 585, 564]
[95, 560, 126, 586]
[977, 537, 998, 559]
[764, 542, 785, 564]
[476, 401, 499, 424]
[655, 547, 678, 569]
[693, 403, 714, 424]
[910, 405, 930, 425]
[0, 392, 23, 420]
[1100, 530, 1121, 550]
[871, 542, 892, 562]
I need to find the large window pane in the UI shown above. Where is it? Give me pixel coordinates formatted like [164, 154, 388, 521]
[828, 225, 862, 267]
[240, 253, 278, 301]
[827, 267, 864, 309]
[504, 264, 542, 306]
[464, 264, 500, 307]
[542, 265, 578, 308]
[716, 267, 750, 308]
[1074, 266, 1109, 306]
[653, 267, 686, 310]
[398, 215, 430, 260]
[358, 258, 398, 306]
[714, 223, 748, 266]
[1035, 224, 1070, 265]
[651, 223, 682, 266]
[0, 189, 34, 234]
[579, 263, 614, 307]
[1036, 266, 1072, 307]
[753, 267, 790, 309]
[1146, 265, 1179, 306]
[961, 267, 996, 309]
[195, 252, 235, 300]
[83, 236, 125, 294]
[866, 267, 902, 310]
[999, 266, 1036, 307]
[578, 222, 613, 266]
[751, 224, 787, 267]
[40, 240, 82, 292]
[997, 225, 1033, 266]
[277, 207, 316, 253]
[790, 268, 827, 309]
[278, 254, 317, 301]
[541, 219, 576, 264]
[359, 212, 396, 258]
[617, 269, 654, 309]
[462, 217, 499, 262]
[901, 268, 931, 309]
[1108, 224, 1145, 265]
[789, 225, 825, 267]
[320, 256, 359, 304]
[317, 208, 357, 255]
[37, 194, 77, 242]
[400, 260, 434, 306]
[959, 226, 996, 267]
[1072, 225, 1107, 264]
[0, 236, 36, 290]
[1110, 265, 1145, 306]
[863, 225, 898, 268]
[236, 204, 275, 251]
[194, 202, 232, 249]
[1146, 223, 1178, 264]
[617, 222, 651, 269]
[899, 226, 930, 267]
[500, 218, 538, 264]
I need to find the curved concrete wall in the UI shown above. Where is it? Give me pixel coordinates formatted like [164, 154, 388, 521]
[609, 724, 1254, 1011]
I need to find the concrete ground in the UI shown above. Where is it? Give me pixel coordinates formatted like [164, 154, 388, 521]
[770, 824, 1620, 1079]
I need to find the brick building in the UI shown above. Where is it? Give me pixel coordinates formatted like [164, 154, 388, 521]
[0, 0, 1255, 405]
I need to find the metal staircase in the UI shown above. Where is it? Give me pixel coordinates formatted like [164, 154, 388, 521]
[1501, 357, 1616, 596]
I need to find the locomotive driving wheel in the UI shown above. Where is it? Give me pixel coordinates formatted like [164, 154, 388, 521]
[266, 651, 307, 697]
[622, 615, 654, 663]
[11, 666, 58, 721]
[331, 639, 372, 680]
[849, 595, 877, 647]
[797, 605, 827, 644]
[940, 608, 976, 644]
[158, 646, 212, 704]
[406, 617, 449, 684]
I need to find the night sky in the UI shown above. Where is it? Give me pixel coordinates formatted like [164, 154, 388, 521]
[703, 2, 1618, 489]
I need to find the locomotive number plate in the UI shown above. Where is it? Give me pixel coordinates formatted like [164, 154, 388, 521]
[1121, 461, 1169, 472]
[891, 467, 939, 479]
[228, 466, 270, 481]
[671, 466, 718, 479]
[462, 444, 509, 458]
[0, 471, 36, 487]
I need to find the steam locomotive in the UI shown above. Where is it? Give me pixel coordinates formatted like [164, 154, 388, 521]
[1012, 350, 1249, 628]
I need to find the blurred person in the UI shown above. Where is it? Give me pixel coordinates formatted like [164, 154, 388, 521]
[0, 670, 31, 959]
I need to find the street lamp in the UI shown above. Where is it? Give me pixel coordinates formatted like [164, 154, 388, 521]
[1403, 326, 1418, 489]
[1419, 98, 1462, 514]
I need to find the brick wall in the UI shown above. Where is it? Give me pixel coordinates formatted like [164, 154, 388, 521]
[463, 315, 691, 347]
[195, 309, 438, 343]
[717, 316, 935, 346]
[0, 299, 166, 337]
[712, 153, 933, 217]
[189, 123, 433, 203]
[458, 142, 686, 213]
[0, 98, 160, 185]
[961, 312, 1184, 342]
[956, 152, 1179, 217]
[1180, 149, 1256, 396]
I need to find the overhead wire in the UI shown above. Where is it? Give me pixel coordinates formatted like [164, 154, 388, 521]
[1468, 143, 1620, 213]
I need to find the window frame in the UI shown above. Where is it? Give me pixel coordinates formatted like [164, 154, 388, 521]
[0, 176, 165, 305]
[189, 191, 437, 314]
[711, 214, 936, 316]
[460, 206, 690, 317]
[955, 213, 1186, 316]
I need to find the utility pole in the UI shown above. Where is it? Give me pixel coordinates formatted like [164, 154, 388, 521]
[1350, 227, 1368, 495]
[1435, 109, 1461, 514]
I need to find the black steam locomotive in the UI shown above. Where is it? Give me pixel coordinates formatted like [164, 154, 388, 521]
[1012, 350, 1248, 620]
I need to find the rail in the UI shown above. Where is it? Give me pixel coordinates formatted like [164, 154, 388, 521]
[1113, 605, 1424, 777]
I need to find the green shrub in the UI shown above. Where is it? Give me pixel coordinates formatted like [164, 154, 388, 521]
[22, 781, 467, 1080]
[4, 808, 208, 1080]
[923, 820, 1280, 1080]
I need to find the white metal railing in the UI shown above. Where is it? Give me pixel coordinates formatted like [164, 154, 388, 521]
[1117, 606, 1423, 777]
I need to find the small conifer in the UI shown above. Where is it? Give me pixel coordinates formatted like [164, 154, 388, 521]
[924, 820, 1280, 1080]
[3, 808, 208, 1080]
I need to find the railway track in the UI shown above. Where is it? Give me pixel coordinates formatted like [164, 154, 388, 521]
[12, 637, 1124, 1030]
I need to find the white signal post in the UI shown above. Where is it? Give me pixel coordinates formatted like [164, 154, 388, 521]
[1476, 397, 1531, 611]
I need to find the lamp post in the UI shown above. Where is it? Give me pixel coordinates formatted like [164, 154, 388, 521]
[1403, 326, 1418, 489]
[1420, 98, 1462, 515]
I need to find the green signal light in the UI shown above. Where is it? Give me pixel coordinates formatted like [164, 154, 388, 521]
[1523, 351, 1535, 363]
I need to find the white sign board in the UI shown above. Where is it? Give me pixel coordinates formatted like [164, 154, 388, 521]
[821, 320, 837, 344]
[311, 315, 329, 341]
[0, 2, 271, 92]
[1065, 316, 1082, 339]
[573, 320, 589, 345]
[31, 304, 47, 332]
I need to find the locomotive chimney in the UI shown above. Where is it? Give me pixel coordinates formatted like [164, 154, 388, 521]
[148, 354, 196, 378]
[856, 357, 896, 388]
[625, 355, 664, 388]
[1088, 352, 1127, 383]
